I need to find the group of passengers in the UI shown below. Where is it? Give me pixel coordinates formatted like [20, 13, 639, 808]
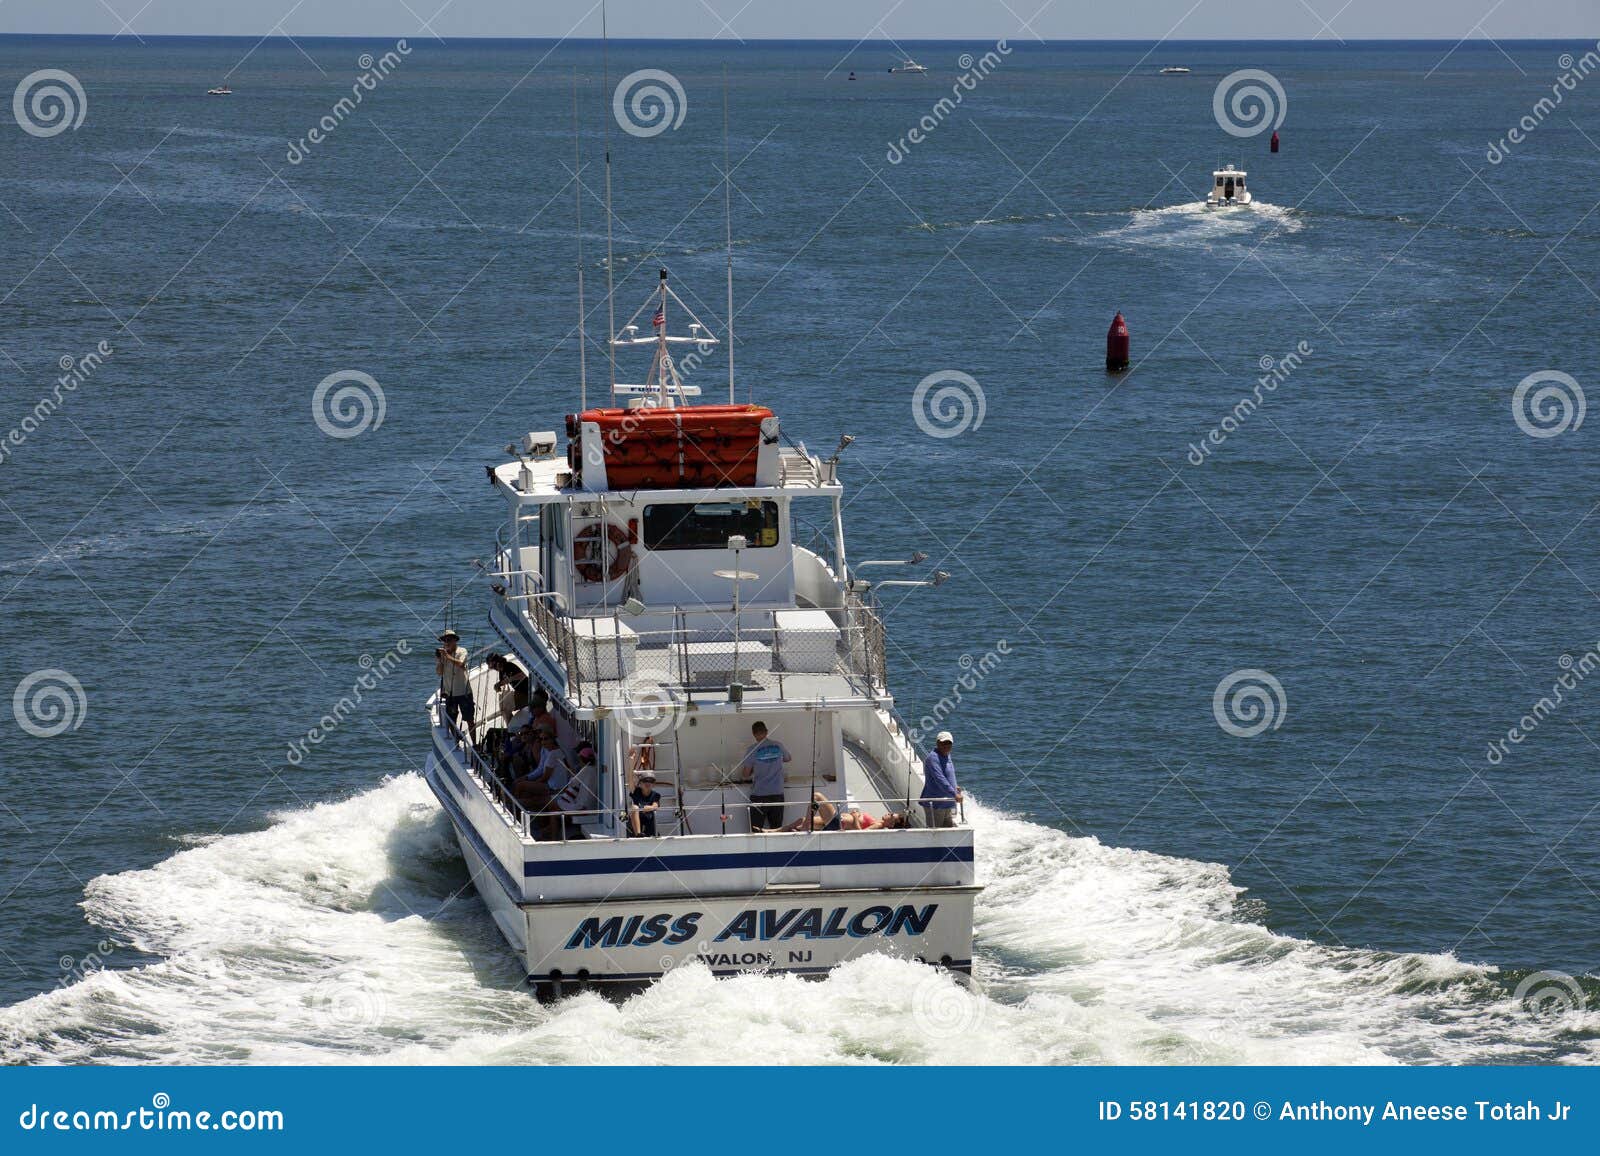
[439, 633, 964, 840]
[620, 719, 920, 838]
[437, 631, 599, 841]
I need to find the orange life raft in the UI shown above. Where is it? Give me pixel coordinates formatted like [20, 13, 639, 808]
[567, 405, 773, 490]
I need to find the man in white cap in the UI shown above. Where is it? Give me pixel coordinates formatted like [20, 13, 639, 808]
[920, 731, 962, 828]
[435, 628, 474, 738]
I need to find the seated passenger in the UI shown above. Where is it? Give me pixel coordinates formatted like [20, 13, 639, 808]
[501, 722, 539, 773]
[552, 744, 599, 838]
[629, 771, 663, 837]
[529, 691, 557, 739]
[513, 733, 568, 840]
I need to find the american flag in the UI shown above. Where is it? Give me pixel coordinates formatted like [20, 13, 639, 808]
[652, 305, 665, 329]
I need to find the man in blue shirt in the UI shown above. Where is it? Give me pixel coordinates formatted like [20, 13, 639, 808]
[737, 720, 792, 831]
[921, 730, 962, 828]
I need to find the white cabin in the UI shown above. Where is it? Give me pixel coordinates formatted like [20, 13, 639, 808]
[1206, 165, 1252, 207]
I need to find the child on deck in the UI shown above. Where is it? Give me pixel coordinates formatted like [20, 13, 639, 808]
[629, 771, 663, 837]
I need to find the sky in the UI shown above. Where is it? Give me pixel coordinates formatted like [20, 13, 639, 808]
[0, 0, 1593, 40]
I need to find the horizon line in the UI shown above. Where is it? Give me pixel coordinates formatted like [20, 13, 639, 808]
[0, 33, 1595, 44]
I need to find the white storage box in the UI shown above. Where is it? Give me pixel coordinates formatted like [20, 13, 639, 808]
[571, 616, 638, 682]
[676, 640, 772, 681]
[773, 609, 841, 673]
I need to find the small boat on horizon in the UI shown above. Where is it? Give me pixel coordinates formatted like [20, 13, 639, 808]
[1159, 66, 1191, 75]
[206, 86, 232, 96]
[888, 59, 928, 74]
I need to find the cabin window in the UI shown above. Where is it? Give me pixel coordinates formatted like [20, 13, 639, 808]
[642, 501, 780, 550]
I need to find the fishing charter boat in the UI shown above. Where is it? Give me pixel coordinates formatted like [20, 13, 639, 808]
[1205, 165, 1253, 208]
[423, 263, 978, 999]
[206, 86, 232, 95]
[1158, 66, 1191, 75]
[889, 59, 928, 74]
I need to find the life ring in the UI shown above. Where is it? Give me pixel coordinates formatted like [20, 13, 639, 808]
[573, 521, 634, 584]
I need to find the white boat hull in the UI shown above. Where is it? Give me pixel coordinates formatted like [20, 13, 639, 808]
[425, 744, 976, 996]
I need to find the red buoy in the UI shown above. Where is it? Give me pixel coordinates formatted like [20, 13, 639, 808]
[1270, 130, 1280, 153]
[1106, 312, 1130, 372]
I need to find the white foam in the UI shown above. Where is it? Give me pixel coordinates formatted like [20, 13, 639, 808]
[1, 777, 1592, 1064]
[1082, 200, 1305, 250]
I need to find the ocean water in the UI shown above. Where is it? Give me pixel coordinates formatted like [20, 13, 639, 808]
[1, 36, 1599, 1064]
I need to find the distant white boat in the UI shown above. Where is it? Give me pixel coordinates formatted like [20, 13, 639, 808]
[888, 59, 928, 74]
[206, 86, 232, 96]
[1205, 165, 1253, 208]
[1159, 66, 1191, 75]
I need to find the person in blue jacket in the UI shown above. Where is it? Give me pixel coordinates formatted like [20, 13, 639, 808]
[921, 731, 962, 828]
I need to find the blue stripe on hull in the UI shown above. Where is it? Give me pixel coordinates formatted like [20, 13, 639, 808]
[523, 845, 974, 878]
[553, 961, 974, 983]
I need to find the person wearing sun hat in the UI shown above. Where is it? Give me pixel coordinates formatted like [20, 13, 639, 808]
[920, 730, 962, 828]
[435, 628, 475, 737]
[629, 769, 663, 837]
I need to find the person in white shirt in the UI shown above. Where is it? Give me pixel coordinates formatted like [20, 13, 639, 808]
[435, 629, 474, 738]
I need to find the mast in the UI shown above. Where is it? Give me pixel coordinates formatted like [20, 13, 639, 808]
[653, 267, 669, 406]
[723, 65, 735, 405]
[573, 68, 587, 411]
[602, 0, 617, 405]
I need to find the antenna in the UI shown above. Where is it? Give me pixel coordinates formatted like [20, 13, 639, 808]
[573, 68, 587, 410]
[723, 65, 735, 405]
[603, 0, 617, 405]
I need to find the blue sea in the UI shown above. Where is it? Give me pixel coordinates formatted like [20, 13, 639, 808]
[1, 34, 1599, 1063]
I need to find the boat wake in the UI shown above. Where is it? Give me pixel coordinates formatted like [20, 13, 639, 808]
[1105, 200, 1303, 241]
[1, 775, 1594, 1064]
